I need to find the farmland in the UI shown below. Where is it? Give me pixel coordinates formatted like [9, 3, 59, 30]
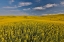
[0, 14, 64, 42]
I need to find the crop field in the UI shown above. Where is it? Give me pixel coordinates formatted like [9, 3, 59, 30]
[0, 14, 64, 42]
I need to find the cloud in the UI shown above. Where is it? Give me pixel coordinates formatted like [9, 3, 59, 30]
[54, 11, 58, 12]
[9, 0, 14, 4]
[33, 7, 45, 10]
[55, 12, 64, 14]
[3, 5, 17, 9]
[9, 10, 20, 11]
[35, 0, 41, 2]
[1, 9, 30, 16]
[2, 9, 20, 12]
[60, 1, 64, 5]
[44, 4, 58, 8]
[41, 14, 48, 15]
[11, 0, 14, 2]
[23, 8, 30, 11]
[18, 2, 32, 7]
[33, 3, 58, 10]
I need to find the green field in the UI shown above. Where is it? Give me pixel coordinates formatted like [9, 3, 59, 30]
[0, 14, 64, 42]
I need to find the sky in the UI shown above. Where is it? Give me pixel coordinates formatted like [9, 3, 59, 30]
[0, 0, 64, 15]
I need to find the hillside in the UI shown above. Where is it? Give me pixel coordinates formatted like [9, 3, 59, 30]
[0, 14, 64, 42]
[0, 14, 64, 24]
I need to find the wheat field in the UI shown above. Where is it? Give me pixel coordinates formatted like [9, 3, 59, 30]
[0, 14, 64, 42]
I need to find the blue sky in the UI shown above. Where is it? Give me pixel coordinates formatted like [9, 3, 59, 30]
[0, 0, 64, 15]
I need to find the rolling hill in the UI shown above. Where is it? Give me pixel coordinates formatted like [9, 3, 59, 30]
[0, 14, 64, 42]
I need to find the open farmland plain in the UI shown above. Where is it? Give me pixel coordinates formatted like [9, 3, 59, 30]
[0, 14, 64, 42]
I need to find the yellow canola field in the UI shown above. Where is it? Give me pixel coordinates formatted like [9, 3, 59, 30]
[0, 15, 64, 42]
[0, 16, 64, 24]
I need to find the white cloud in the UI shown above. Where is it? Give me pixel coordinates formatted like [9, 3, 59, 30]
[3, 5, 17, 9]
[1, 9, 30, 16]
[2, 9, 20, 12]
[33, 3, 58, 10]
[60, 1, 64, 5]
[9, 10, 20, 11]
[42, 13, 64, 15]
[54, 11, 58, 12]
[19, 14, 29, 16]
[35, 0, 41, 2]
[23, 8, 30, 11]
[55, 12, 64, 14]
[18, 2, 32, 7]
[11, 0, 14, 2]
[33, 7, 45, 10]
[9, 0, 14, 4]
[41, 14, 48, 16]
[44, 4, 58, 8]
